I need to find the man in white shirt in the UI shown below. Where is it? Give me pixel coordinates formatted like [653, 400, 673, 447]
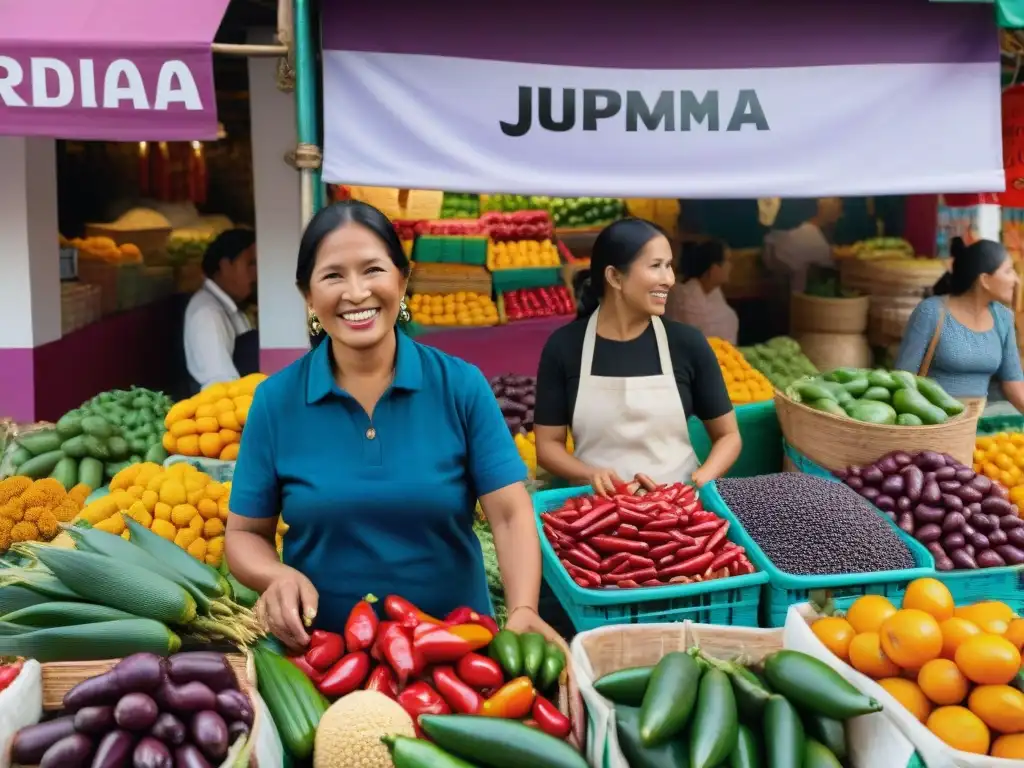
[183, 229, 258, 392]
[764, 197, 843, 293]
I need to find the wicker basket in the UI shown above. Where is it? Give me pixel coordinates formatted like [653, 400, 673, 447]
[790, 293, 870, 334]
[839, 258, 949, 298]
[868, 295, 922, 347]
[409, 263, 492, 296]
[76, 261, 142, 315]
[84, 223, 172, 266]
[775, 389, 983, 470]
[793, 332, 872, 371]
[60, 283, 102, 335]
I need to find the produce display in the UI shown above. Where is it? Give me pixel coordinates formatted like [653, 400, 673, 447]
[77, 461, 232, 566]
[851, 237, 916, 260]
[167, 231, 215, 264]
[62, 235, 144, 265]
[481, 194, 625, 228]
[9, 651, 254, 767]
[401, 219, 487, 237]
[789, 367, 965, 425]
[502, 287, 575, 322]
[163, 374, 266, 460]
[708, 338, 774, 405]
[975, 430, 1024, 507]
[835, 450, 1023, 571]
[716, 474, 917, 576]
[540, 483, 757, 589]
[0, 477, 88, 551]
[487, 240, 561, 270]
[440, 193, 480, 219]
[803, 265, 860, 298]
[492, 374, 536, 436]
[739, 336, 818, 391]
[407, 292, 499, 327]
[8, 386, 172, 489]
[480, 210, 554, 242]
[810, 578, 1024, 758]
[594, 645, 877, 767]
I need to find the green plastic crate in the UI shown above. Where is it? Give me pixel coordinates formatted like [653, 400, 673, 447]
[977, 413, 1024, 436]
[440, 237, 462, 263]
[533, 485, 767, 632]
[413, 235, 445, 263]
[462, 237, 488, 266]
[491, 266, 562, 292]
[689, 400, 781, 478]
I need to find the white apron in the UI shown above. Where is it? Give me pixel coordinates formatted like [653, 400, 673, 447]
[571, 310, 700, 485]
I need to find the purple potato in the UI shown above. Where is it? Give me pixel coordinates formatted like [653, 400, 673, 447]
[860, 487, 880, 502]
[926, 542, 947, 558]
[994, 544, 1024, 565]
[977, 549, 1007, 568]
[915, 524, 943, 544]
[915, 451, 945, 470]
[913, 505, 945, 525]
[969, 532, 991, 550]
[848, 465, 863, 477]
[955, 486, 984, 505]
[921, 481, 942, 506]
[935, 556, 955, 571]
[861, 466, 884, 487]
[970, 514, 996, 533]
[965, 502, 982, 519]
[875, 495, 896, 512]
[897, 512, 916, 535]
[834, 468, 850, 481]
[884, 510, 898, 522]
[942, 532, 966, 551]
[941, 512, 966, 533]
[876, 456, 899, 476]
[901, 465, 924, 502]
[938, 480, 962, 494]
[846, 476, 864, 491]
[950, 549, 979, 569]
[881, 474, 905, 497]
[955, 467, 977, 483]
[969, 474, 993, 494]
[981, 496, 1014, 517]
[1008, 527, 1024, 548]
[991, 483, 1011, 500]
[934, 466, 957, 482]
[1001, 515, 1024, 530]
[940, 494, 963, 513]
[897, 496, 913, 512]
[892, 451, 914, 467]
[964, 544, 976, 558]
[988, 528, 1009, 547]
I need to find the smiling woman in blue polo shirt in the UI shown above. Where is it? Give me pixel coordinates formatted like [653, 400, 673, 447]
[224, 201, 559, 655]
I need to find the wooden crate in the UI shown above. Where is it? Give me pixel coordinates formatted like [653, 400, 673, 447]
[76, 261, 142, 315]
[409, 263, 492, 296]
[84, 223, 171, 266]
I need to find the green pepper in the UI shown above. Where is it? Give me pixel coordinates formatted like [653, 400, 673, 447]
[896, 413, 924, 426]
[808, 399, 847, 417]
[639, 652, 701, 747]
[840, 377, 870, 397]
[763, 651, 881, 720]
[615, 706, 690, 768]
[488, 630, 523, 678]
[827, 367, 863, 384]
[519, 632, 546, 682]
[593, 666, 653, 706]
[538, 642, 566, 691]
[729, 724, 762, 768]
[793, 381, 838, 403]
[804, 713, 847, 761]
[915, 376, 966, 416]
[892, 388, 948, 425]
[727, 664, 773, 722]
[688, 668, 738, 768]
[846, 400, 898, 425]
[817, 381, 853, 406]
[764, 695, 804, 768]
[860, 386, 892, 403]
[867, 369, 898, 390]
[889, 370, 918, 390]
[803, 739, 843, 768]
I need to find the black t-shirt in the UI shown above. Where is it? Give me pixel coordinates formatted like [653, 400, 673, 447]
[535, 317, 733, 427]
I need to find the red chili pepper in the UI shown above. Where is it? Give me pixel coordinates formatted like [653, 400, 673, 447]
[637, 530, 673, 544]
[0, 662, 21, 693]
[540, 513, 571, 533]
[615, 507, 653, 526]
[397, 681, 451, 725]
[579, 511, 620, 539]
[444, 606, 475, 625]
[380, 622, 426, 685]
[576, 541, 601, 562]
[371, 620, 396, 662]
[305, 631, 345, 671]
[598, 552, 631, 573]
[413, 627, 476, 664]
[456, 652, 505, 690]
[703, 521, 730, 552]
[563, 548, 602, 572]
[413, 621, 444, 642]
[364, 664, 398, 699]
[616, 579, 641, 588]
[649, 541, 680, 560]
[685, 522, 722, 537]
[626, 554, 655, 569]
[642, 516, 678, 531]
[309, 629, 337, 647]
[343, 594, 379, 652]
[566, 502, 616, 534]
[615, 523, 640, 539]
[669, 529, 696, 545]
[383, 595, 442, 629]
[663, 486, 680, 502]
[318, 651, 371, 697]
[642, 579, 664, 586]
[609, 558, 633, 576]
[542, 523, 560, 545]
[588, 535, 649, 555]
[615, 566, 657, 583]
[287, 654, 325, 685]
[660, 550, 716, 579]
[433, 666, 484, 714]
[563, 562, 602, 588]
[481, 676, 536, 719]
[550, 507, 579, 521]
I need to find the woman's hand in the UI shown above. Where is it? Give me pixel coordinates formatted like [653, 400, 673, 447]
[690, 467, 711, 488]
[255, 566, 319, 652]
[582, 466, 625, 497]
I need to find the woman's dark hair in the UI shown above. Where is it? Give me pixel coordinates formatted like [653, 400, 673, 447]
[576, 218, 666, 319]
[680, 239, 727, 281]
[201, 228, 256, 278]
[933, 237, 1007, 296]
[296, 200, 411, 346]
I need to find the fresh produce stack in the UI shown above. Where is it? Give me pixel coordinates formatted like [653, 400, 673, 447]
[835, 449, 1024, 570]
[788, 367, 965, 425]
[163, 374, 266, 461]
[440, 193, 480, 219]
[0, 520, 260, 660]
[809, 578, 1024, 758]
[716, 473, 917, 576]
[975, 431, 1024, 508]
[481, 210, 554, 242]
[851, 237, 916, 261]
[9, 651, 255, 767]
[739, 336, 818, 391]
[708, 338, 774, 405]
[481, 194, 625, 228]
[488, 372, 574, 476]
[64, 235, 144, 265]
[77, 461, 232, 567]
[540, 482, 757, 589]
[7, 386, 172, 489]
[487, 239, 561, 269]
[594, 645, 879, 767]
[167, 231, 215, 264]
[407, 292, 499, 327]
[0, 477, 89, 551]
[502, 286, 575, 322]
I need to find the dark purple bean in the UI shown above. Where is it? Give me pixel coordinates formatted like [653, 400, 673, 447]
[955, 467, 976, 483]
[915, 524, 943, 544]
[941, 512, 966, 533]
[861, 466, 884, 486]
[896, 496, 913, 512]
[988, 529, 1009, 547]
[914, 505, 945, 525]
[940, 494, 963, 513]
[969, 475, 993, 494]
[846, 476, 864, 491]
[966, 502, 982, 519]
[1001, 515, 1024, 530]
[935, 466, 957, 482]
[898, 512, 916, 535]
[901, 465, 924, 502]
[927, 542, 947, 558]
[875, 495, 895, 512]
[969, 532, 991, 550]
[965, 544, 976, 557]
[915, 451, 945, 470]
[950, 549, 979, 569]
[994, 544, 1024, 565]
[877, 457, 900, 476]
[942, 532, 965, 550]
[939, 480, 961, 493]
[891, 451, 913, 467]
[935, 556, 955, 571]
[921, 481, 942, 505]
[881, 475, 905, 497]
[970, 514, 996, 533]
[977, 549, 1007, 568]
[860, 487, 880, 502]
[981, 496, 1014, 517]
[955, 486, 984, 504]
[991, 483, 1010, 500]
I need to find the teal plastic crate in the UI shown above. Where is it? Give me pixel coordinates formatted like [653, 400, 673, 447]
[491, 266, 562, 292]
[462, 237, 487, 266]
[689, 400, 781, 478]
[781, 442, 1023, 616]
[533, 485, 768, 632]
[977, 413, 1024, 436]
[707, 476, 936, 627]
[413, 235, 444, 263]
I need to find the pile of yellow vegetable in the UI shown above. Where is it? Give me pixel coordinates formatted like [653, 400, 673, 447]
[974, 431, 1024, 508]
[0, 477, 90, 551]
[708, 337, 774, 405]
[162, 374, 266, 460]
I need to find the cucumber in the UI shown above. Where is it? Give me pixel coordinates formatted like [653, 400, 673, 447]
[80, 415, 114, 440]
[82, 435, 110, 461]
[840, 377, 870, 397]
[77, 458, 104, 491]
[520, 632, 546, 682]
[16, 429, 63, 456]
[49, 456, 79, 490]
[897, 413, 924, 426]
[253, 644, 329, 760]
[804, 714, 847, 761]
[729, 723, 762, 768]
[803, 739, 843, 768]
[8, 446, 32, 468]
[763, 651, 881, 720]
[615, 706, 690, 768]
[594, 666, 653, 707]
[419, 714, 588, 768]
[489, 630, 523, 678]
[861, 386, 892, 403]
[17, 450, 65, 479]
[727, 664, 772, 721]
[639, 652, 701, 746]
[538, 642, 566, 691]
[55, 414, 84, 440]
[106, 436, 129, 461]
[382, 735, 478, 768]
[688, 668, 738, 768]
[764, 695, 804, 768]
[60, 435, 88, 460]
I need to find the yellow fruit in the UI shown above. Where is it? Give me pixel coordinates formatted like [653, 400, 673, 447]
[195, 416, 220, 434]
[926, 706, 990, 754]
[207, 536, 224, 558]
[956, 601, 1015, 627]
[169, 419, 197, 438]
[204, 482, 227, 501]
[124, 501, 152, 529]
[198, 433, 223, 459]
[955, 634, 1022, 686]
[938, 617, 982, 661]
[849, 632, 902, 679]
[219, 443, 239, 461]
[174, 528, 199, 549]
[159, 481, 186, 507]
[187, 537, 208, 560]
[150, 518, 177, 540]
[140, 490, 158, 512]
[992, 733, 1024, 759]
[197, 499, 219, 520]
[94, 512, 126, 535]
[811, 617, 856, 662]
[153, 503, 172, 522]
[170, 504, 198, 527]
[188, 514, 204, 536]
[880, 609, 943, 669]
[195, 404, 216, 420]
[1005, 618, 1024, 651]
[846, 595, 897, 634]
[175, 435, 200, 457]
[917, 658, 969, 706]
[110, 465, 140, 490]
[879, 678, 932, 723]
[902, 578, 954, 622]
[967, 685, 1024, 734]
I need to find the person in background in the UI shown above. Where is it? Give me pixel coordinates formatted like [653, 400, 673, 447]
[665, 239, 739, 344]
[763, 197, 843, 293]
[183, 228, 259, 392]
[895, 237, 1024, 411]
[535, 219, 740, 495]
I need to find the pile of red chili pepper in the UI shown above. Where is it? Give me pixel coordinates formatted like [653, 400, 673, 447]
[0, 661, 22, 694]
[540, 482, 757, 589]
[288, 595, 572, 740]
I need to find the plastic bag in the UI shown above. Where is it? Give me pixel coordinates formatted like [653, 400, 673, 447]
[0, 660, 43, 768]
[0, 421, 54, 479]
[164, 455, 235, 483]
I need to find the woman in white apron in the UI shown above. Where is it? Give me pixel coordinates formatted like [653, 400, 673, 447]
[535, 219, 741, 495]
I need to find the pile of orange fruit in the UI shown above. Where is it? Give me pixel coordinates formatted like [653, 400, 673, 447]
[974, 432, 1024, 508]
[708, 337, 774, 405]
[162, 374, 267, 461]
[811, 578, 1024, 758]
[407, 292, 499, 327]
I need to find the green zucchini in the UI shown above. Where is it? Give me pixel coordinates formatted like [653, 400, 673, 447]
[727, 664, 772, 721]
[82, 434, 111, 461]
[8, 446, 32, 468]
[845, 400, 898, 425]
[763, 651, 881, 720]
[55, 414, 84, 440]
[792, 381, 836, 403]
[49, 456, 78, 490]
[688, 668, 738, 768]
[827, 368, 863, 384]
[896, 413, 924, 426]
[803, 739, 843, 768]
[382, 735, 478, 768]
[419, 714, 589, 768]
[867, 370, 898, 391]
[253, 644, 328, 761]
[106, 436, 130, 461]
[80, 415, 114, 440]
[489, 629, 523, 678]
[729, 723, 762, 768]
[594, 666, 653, 706]
[520, 632, 546, 682]
[17, 449, 65, 479]
[15, 429, 63, 456]
[640, 652, 701, 746]
[840, 377, 870, 397]
[804, 714, 847, 761]
[615, 706, 689, 768]
[60, 435, 89, 460]
[764, 695, 804, 768]
[916, 376, 965, 416]
[889, 370, 918, 391]
[861, 386, 892, 403]
[77, 457, 104, 491]
[538, 642, 566, 691]
[892, 388, 947, 425]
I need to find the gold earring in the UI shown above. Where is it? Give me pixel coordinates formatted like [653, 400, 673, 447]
[307, 309, 322, 336]
[399, 297, 411, 324]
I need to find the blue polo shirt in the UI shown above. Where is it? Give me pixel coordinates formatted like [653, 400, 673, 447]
[229, 331, 526, 633]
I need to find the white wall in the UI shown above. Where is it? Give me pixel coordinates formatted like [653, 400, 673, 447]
[247, 34, 307, 350]
[0, 137, 60, 348]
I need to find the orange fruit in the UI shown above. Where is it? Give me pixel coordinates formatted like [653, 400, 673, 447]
[879, 678, 932, 723]
[880, 609, 943, 669]
[926, 706, 990, 754]
[938, 617, 982, 661]
[992, 733, 1024, 759]
[975, 617, 1011, 636]
[849, 632, 902, 679]
[902, 578, 955, 622]
[955, 601, 1015, 627]
[955, 634, 1022, 686]
[846, 595, 897, 634]
[967, 684, 1024, 733]
[1005, 618, 1024, 651]
[917, 659, 970, 706]
[811, 617, 856, 662]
